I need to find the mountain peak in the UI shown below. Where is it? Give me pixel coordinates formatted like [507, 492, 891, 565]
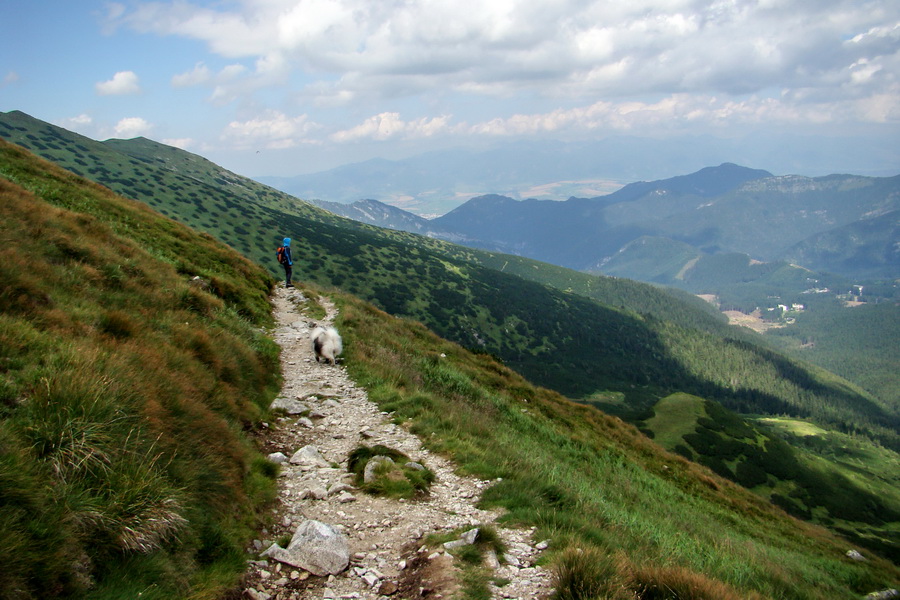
[605, 163, 773, 203]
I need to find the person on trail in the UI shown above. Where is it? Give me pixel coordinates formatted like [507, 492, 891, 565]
[277, 237, 294, 287]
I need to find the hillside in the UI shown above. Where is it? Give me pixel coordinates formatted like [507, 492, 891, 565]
[1, 111, 894, 446]
[766, 300, 900, 410]
[331, 288, 900, 599]
[0, 111, 812, 413]
[781, 209, 900, 278]
[0, 139, 281, 598]
[4, 114, 900, 560]
[429, 167, 900, 280]
[641, 394, 900, 558]
[307, 197, 454, 238]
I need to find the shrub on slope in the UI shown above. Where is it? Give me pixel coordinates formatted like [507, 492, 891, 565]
[0, 139, 280, 599]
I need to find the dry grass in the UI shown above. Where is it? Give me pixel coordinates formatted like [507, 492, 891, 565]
[553, 547, 634, 600]
[0, 140, 282, 598]
[630, 564, 767, 600]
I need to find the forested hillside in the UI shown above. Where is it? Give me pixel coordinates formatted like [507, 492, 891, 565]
[429, 168, 900, 279]
[766, 300, 900, 409]
[3, 113, 899, 562]
[1, 111, 894, 448]
[641, 394, 900, 559]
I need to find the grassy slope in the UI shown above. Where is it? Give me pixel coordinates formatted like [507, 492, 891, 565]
[333, 292, 900, 599]
[0, 111, 752, 340]
[0, 139, 281, 599]
[1, 113, 887, 438]
[4, 113, 900, 557]
[642, 394, 900, 560]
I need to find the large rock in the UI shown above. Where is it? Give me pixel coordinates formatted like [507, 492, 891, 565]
[866, 590, 899, 600]
[270, 397, 309, 415]
[846, 549, 866, 561]
[290, 445, 331, 468]
[363, 455, 395, 483]
[265, 520, 349, 576]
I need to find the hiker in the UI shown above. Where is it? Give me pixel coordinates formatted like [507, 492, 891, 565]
[277, 237, 294, 287]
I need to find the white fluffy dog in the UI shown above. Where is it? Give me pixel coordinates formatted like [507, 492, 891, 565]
[311, 326, 342, 365]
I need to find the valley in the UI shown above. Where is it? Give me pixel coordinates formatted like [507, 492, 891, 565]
[1, 110, 899, 598]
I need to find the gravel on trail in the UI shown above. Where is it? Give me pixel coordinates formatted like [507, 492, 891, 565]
[240, 286, 554, 600]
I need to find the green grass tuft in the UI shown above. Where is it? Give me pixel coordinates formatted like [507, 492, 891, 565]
[347, 444, 435, 498]
[0, 139, 281, 599]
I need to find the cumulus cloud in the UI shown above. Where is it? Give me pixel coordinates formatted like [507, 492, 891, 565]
[172, 62, 213, 87]
[222, 110, 322, 149]
[332, 112, 452, 142]
[96, 70, 141, 95]
[171, 61, 258, 104]
[111, 1, 899, 97]
[109, 0, 900, 135]
[54, 114, 95, 136]
[114, 116, 153, 138]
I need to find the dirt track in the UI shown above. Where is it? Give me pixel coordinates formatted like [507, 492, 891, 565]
[240, 286, 554, 600]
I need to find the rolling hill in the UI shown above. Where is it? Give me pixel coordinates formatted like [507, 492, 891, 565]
[5, 138, 900, 599]
[429, 167, 900, 280]
[3, 111, 899, 561]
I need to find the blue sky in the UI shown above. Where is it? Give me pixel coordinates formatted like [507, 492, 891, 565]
[2, 0, 899, 179]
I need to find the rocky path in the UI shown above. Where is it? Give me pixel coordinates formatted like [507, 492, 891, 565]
[241, 286, 554, 600]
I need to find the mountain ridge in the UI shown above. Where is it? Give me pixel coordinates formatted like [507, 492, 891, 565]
[599, 161, 773, 202]
[3, 112, 899, 563]
[427, 173, 900, 282]
[255, 134, 900, 216]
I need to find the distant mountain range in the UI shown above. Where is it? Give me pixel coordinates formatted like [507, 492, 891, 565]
[435, 164, 900, 278]
[258, 134, 900, 218]
[313, 163, 899, 283]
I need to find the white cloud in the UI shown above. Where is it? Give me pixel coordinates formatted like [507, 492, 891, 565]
[222, 111, 321, 149]
[2, 71, 19, 87]
[55, 114, 94, 136]
[331, 112, 453, 142]
[172, 63, 212, 87]
[96, 70, 141, 95]
[163, 137, 195, 150]
[114, 117, 153, 138]
[172, 60, 284, 106]
[466, 91, 900, 137]
[191, 5, 878, 88]
[110, 0, 900, 131]
[69, 114, 93, 125]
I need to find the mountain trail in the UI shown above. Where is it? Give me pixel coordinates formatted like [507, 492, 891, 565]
[240, 285, 554, 600]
